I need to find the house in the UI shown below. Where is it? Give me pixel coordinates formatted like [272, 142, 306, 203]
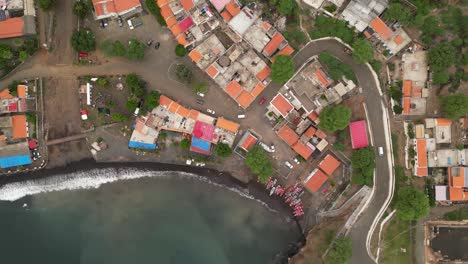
[234, 130, 259, 157]
[0, 0, 36, 39]
[435, 167, 468, 202]
[349, 120, 369, 149]
[319, 154, 341, 176]
[303, 168, 328, 193]
[414, 139, 428, 177]
[0, 141, 31, 168]
[365, 17, 411, 56]
[340, 0, 388, 32]
[92, 0, 142, 20]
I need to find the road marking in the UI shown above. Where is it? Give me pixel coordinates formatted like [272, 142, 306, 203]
[363, 102, 374, 146]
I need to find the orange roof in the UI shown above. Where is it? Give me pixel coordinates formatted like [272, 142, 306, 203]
[319, 154, 341, 176]
[271, 94, 293, 117]
[276, 44, 294, 56]
[188, 50, 202, 63]
[263, 32, 285, 56]
[12, 115, 27, 139]
[113, 0, 141, 14]
[436, 118, 452, 126]
[277, 125, 299, 146]
[449, 188, 467, 201]
[403, 80, 412, 97]
[403, 97, 411, 114]
[315, 70, 331, 87]
[188, 110, 199, 120]
[0, 89, 14, 99]
[135, 117, 146, 134]
[180, 0, 194, 11]
[304, 126, 316, 138]
[17, 85, 27, 98]
[166, 16, 177, 27]
[256, 66, 271, 81]
[176, 105, 190, 117]
[303, 169, 328, 192]
[251, 82, 266, 97]
[225, 80, 242, 99]
[394, 35, 403, 45]
[292, 141, 313, 160]
[216, 117, 240, 133]
[159, 95, 173, 107]
[263, 22, 272, 31]
[416, 167, 428, 177]
[220, 10, 233, 22]
[308, 111, 319, 121]
[0, 17, 24, 39]
[157, 0, 169, 7]
[241, 134, 258, 151]
[237, 91, 254, 108]
[206, 65, 219, 79]
[176, 34, 189, 46]
[170, 24, 182, 36]
[315, 129, 327, 139]
[168, 102, 180, 113]
[416, 139, 427, 168]
[412, 86, 422, 97]
[364, 31, 372, 38]
[160, 5, 173, 20]
[369, 17, 393, 40]
[225, 0, 241, 16]
[449, 167, 465, 187]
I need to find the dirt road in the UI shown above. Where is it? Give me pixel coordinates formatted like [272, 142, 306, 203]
[47, 0, 77, 65]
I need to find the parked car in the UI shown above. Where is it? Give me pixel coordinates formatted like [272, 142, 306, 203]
[134, 107, 140, 116]
[237, 114, 246, 119]
[207, 109, 215, 114]
[127, 19, 134, 30]
[146, 39, 154, 47]
[293, 157, 300, 164]
[78, 52, 89, 58]
[285, 161, 293, 169]
[154, 42, 161, 49]
[259, 142, 275, 153]
[80, 110, 88, 120]
[117, 17, 123, 27]
[197, 92, 205, 97]
[196, 99, 204, 105]
[131, 18, 143, 28]
[259, 96, 266, 105]
[378, 146, 384, 156]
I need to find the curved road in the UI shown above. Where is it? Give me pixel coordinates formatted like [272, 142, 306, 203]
[1, 38, 391, 263]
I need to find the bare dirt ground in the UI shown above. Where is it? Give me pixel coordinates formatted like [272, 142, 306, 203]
[47, 0, 76, 65]
[43, 77, 91, 168]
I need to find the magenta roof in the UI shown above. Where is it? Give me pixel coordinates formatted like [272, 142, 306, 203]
[209, 0, 230, 11]
[349, 120, 369, 149]
[178, 16, 194, 32]
[193, 121, 215, 142]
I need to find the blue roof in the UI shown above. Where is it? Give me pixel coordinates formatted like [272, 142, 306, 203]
[128, 141, 157, 150]
[0, 155, 32, 168]
[191, 137, 211, 151]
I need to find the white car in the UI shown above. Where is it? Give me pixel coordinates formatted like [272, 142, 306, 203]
[293, 158, 300, 164]
[127, 19, 134, 30]
[285, 161, 293, 169]
[207, 109, 215, 114]
[197, 92, 205, 97]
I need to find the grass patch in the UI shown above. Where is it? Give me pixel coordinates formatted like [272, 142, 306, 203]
[381, 217, 413, 264]
[443, 208, 468, 221]
[391, 133, 398, 160]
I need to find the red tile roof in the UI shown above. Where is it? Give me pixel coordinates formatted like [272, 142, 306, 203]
[12, 115, 27, 139]
[225, 0, 241, 17]
[159, 95, 173, 107]
[276, 44, 294, 56]
[277, 125, 299, 146]
[92, 0, 141, 18]
[315, 129, 327, 139]
[220, 10, 233, 22]
[369, 17, 393, 40]
[304, 126, 316, 138]
[271, 94, 293, 117]
[394, 35, 403, 45]
[308, 111, 319, 122]
[206, 65, 219, 79]
[188, 50, 202, 63]
[216, 118, 240, 133]
[315, 69, 332, 87]
[241, 134, 258, 151]
[403, 80, 412, 97]
[292, 141, 313, 160]
[256, 66, 271, 81]
[251, 82, 266, 98]
[236, 91, 254, 109]
[416, 139, 427, 168]
[0, 17, 24, 39]
[225, 80, 242, 99]
[303, 169, 328, 193]
[180, 0, 194, 11]
[349, 120, 369, 149]
[263, 32, 285, 57]
[319, 154, 341, 176]
[403, 97, 411, 115]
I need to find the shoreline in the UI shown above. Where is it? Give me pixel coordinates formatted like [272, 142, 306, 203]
[0, 159, 306, 261]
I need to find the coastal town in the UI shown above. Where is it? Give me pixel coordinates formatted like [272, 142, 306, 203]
[0, 0, 467, 263]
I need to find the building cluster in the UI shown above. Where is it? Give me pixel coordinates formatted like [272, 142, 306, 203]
[91, 0, 143, 20]
[401, 50, 429, 115]
[129, 95, 239, 155]
[157, 0, 294, 108]
[0, 0, 36, 39]
[265, 56, 356, 160]
[302, 154, 341, 193]
[410, 118, 468, 202]
[0, 85, 35, 169]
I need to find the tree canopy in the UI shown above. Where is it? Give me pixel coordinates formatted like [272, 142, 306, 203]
[278, 0, 297, 16]
[38, 0, 56, 10]
[215, 143, 232, 157]
[432, 71, 449, 85]
[383, 3, 412, 25]
[428, 43, 456, 71]
[245, 146, 273, 183]
[175, 64, 193, 84]
[145, 90, 161, 110]
[126, 38, 146, 60]
[319, 52, 357, 83]
[126, 98, 139, 113]
[310, 15, 355, 44]
[351, 147, 375, 186]
[325, 236, 352, 264]
[125, 74, 146, 98]
[111, 113, 128, 122]
[73, 1, 90, 19]
[180, 138, 190, 150]
[352, 39, 374, 64]
[395, 186, 430, 221]
[271, 55, 295, 84]
[71, 29, 96, 52]
[319, 105, 352, 132]
[0, 44, 13, 60]
[175, 44, 186, 57]
[439, 93, 468, 120]
[421, 16, 444, 45]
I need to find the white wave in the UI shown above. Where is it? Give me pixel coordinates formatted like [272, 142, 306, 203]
[0, 168, 278, 213]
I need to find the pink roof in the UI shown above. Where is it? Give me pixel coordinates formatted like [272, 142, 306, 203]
[193, 121, 215, 142]
[209, 0, 230, 11]
[349, 120, 369, 149]
[8, 102, 17, 112]
[178, 16, 194, 32]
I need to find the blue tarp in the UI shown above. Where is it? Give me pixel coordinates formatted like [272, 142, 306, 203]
[191, 137, 211, 151]
[0, 155, 32, 168]
[128, 141, 157, 150]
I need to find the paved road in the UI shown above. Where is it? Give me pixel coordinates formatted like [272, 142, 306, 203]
[0, 37, 391, 263]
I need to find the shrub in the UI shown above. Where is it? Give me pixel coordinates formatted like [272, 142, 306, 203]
[125, 74, 146, 98]
[319, 105, 352, 132]
[245, 146, 273, 183]
[175, 44, 187, 57]
[180, 138, 190, 150]
[126, 98, 139, 112]
[96, 78, 108, 87]
[111, 113, 128, 122]
[215, 143, 232, 157]
[71, 29, 96, 52]
[175, 64, 193, 83]
[145, 91, 161, 110]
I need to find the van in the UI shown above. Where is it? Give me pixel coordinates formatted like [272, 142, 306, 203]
[378, 147, 384, 156]
[237, 114, 246, 119]
[134, 107, 140, 116]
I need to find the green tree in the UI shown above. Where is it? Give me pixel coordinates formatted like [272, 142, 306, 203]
[441, 6, 463, 35]
[271, 55, 295, 84]
[333, 142, 345, 151]
[96, 78, 108, 87]
[38, 0, 56, 10]
[325, 236, 352, 264]
[175, 44, 187, 57]
[7, 80, 20, 96]
[125, 73, 146, 97]
[278, 0, 296, 16]
[451, 38, 463, 47]
[73, 1, 90, 19]
[393, 105, 403, 114]
[421, 16, 444, 43]
[319, 105, 352, 132]
[215, 143, 232, 157]
[145, 90, 161, 110]
[126, 38, 146, 60]
[145, 0, 166, 26]
[309, 15, 355, 44]
[180, 138, 190, 150]
[395, 186, 430, 221]
[175, 64, 193, 83]
[352, 39, 374, 63]
[439, 93, 468, 119]
[245, 146, 273, 183]
[428, 43, 456, 71]
[19, 50, 28, 62]
[126, 98, 139, 112]
[388, 85, 403, 102]
[319, 52, 357, 83]
[432, 71, 449, 85]
[111, 113, 128, 122]
[0, 44, 13, 60]
[71, 29, 96, 52]
[383, 3, 412, 24]
[193, 81, 208, 94]
[351, 147, 375, 186]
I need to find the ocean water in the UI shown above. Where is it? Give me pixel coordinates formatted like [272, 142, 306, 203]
[0, 169, 299, 264]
